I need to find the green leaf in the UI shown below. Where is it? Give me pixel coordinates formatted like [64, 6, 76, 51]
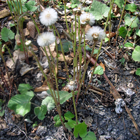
[18, 83, 33, 94]
[67, 119, 77, 128]
[8, 91, 34, 116]
[64, 111, 75, 120]
[71, 0, 80, 4]
[1, 27, 15, 42]
[125, 3, 137, 12]
[136, 29, 140, 37]
[119, 26, 127, 38]
[10, 23, 16, 27]
[59, 91, 73, 104]
[47, 90, 73, 105]
[105, 37, 109, 42]
[74, 122, 87, 138]
[82, 131, 96, 140]
[42, 96, 55, 111]
[94, 66, 104, 75]
[86, 45, 92, 51]
[93, 49, 99, 55]
[124, 13, 139, 28]
[25, 0, 37, 12]
[132, 46, 140, 62]
[89, 0, 110, 20]
[136, 68, 140, 76]
[0, 110, 5, 117]
[114, 0, 124, 8]
[34, 105, 47, 120]
[120, 57, 125, 65]
[71, 4, 78, 9]
[65, 122, 72, 131]
[33, 121, 38, 128]
[58, 40, 73, 53]
[124, 42, 133, 48]
[54, 115, 64, 127]
[0, 99, 4, 107]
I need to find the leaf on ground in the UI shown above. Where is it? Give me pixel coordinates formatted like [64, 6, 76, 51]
[82, 131, 96, 140]
[66, 119, 77, 128]
[25, 0, 37, 12]
[1, 27, 15, 42]
[136, 68, 140, 76]
[124, 13, 139, 28]
[132, 46, 140, 62]
[89, 0, 110, 20]
[8, 91, 34, 116]
[41, 96, 55, 111]
[0, 8, 10, 19]
[59, 91, 73, 104]
[54, 115, 64, 127]
[94, 66, 104, 75]
[124, 42, 133, 48]
[27, 21, 36, 38]
[47, 90, 73, 105]
[136, 29, 140, 37]
[74, 122, 87, 138]
[64, 111, 75, 120]
[125, 3, 137, 12]
[18, 83, 33, 94]
[34, 105, 47, 120]
[58, 40, 73, 53]
[119, 26, 127, 38]
[114, 0, 124, 8]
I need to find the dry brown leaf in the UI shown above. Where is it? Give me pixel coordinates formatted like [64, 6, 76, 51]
[6, 58, 15, 69]
[58, 54, 73, 65]
[20, 64, 34, 76]
[106, 31, 116, 38]
[84, 116, 93, 127]
[58, 77, 66, 80]
[0, 118, 7, 129]
[99, 62, 105, 71]
[34, 85, 49, 92]
[23, 28, 30, 36]
[0, 8, 10, 19]
[15, 33, 21, 46]
[13, 50, 33, 61]
[40, 42, 56, 56]
[27, 21, 36, 38]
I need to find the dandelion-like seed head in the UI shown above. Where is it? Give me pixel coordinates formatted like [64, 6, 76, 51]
[39, 8, 58, 26]
[67, 80, 77, 91]
[73, 4, 82, 15]
[37, 32, 56, 47]
[80, 13, 95, 25]
[86, 26, 105, 41]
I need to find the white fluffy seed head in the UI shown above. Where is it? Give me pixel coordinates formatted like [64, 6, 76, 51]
[67, 80, 77, 91]
[80, 13, 95, 25]
[39, 8, 58, 26]
[86, 26, 105, 41]
[37, 32, 56, 47]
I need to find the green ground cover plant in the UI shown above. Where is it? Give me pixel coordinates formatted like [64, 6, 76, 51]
[0, 0, 140, 139]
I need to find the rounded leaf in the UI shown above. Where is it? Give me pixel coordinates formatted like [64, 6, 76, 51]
[34, 105, 47, 120]
[125, 3, 137, 12]
[132, 46, 140, 62]
[94, 66, 104, 75]
[8, 91, 34, 116]
[136, 68, 140, 76]
[124, 13, 139, 28]
[119, 26, 127, 38]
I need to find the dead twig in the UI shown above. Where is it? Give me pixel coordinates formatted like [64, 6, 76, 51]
[125, 105, 140, 137]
